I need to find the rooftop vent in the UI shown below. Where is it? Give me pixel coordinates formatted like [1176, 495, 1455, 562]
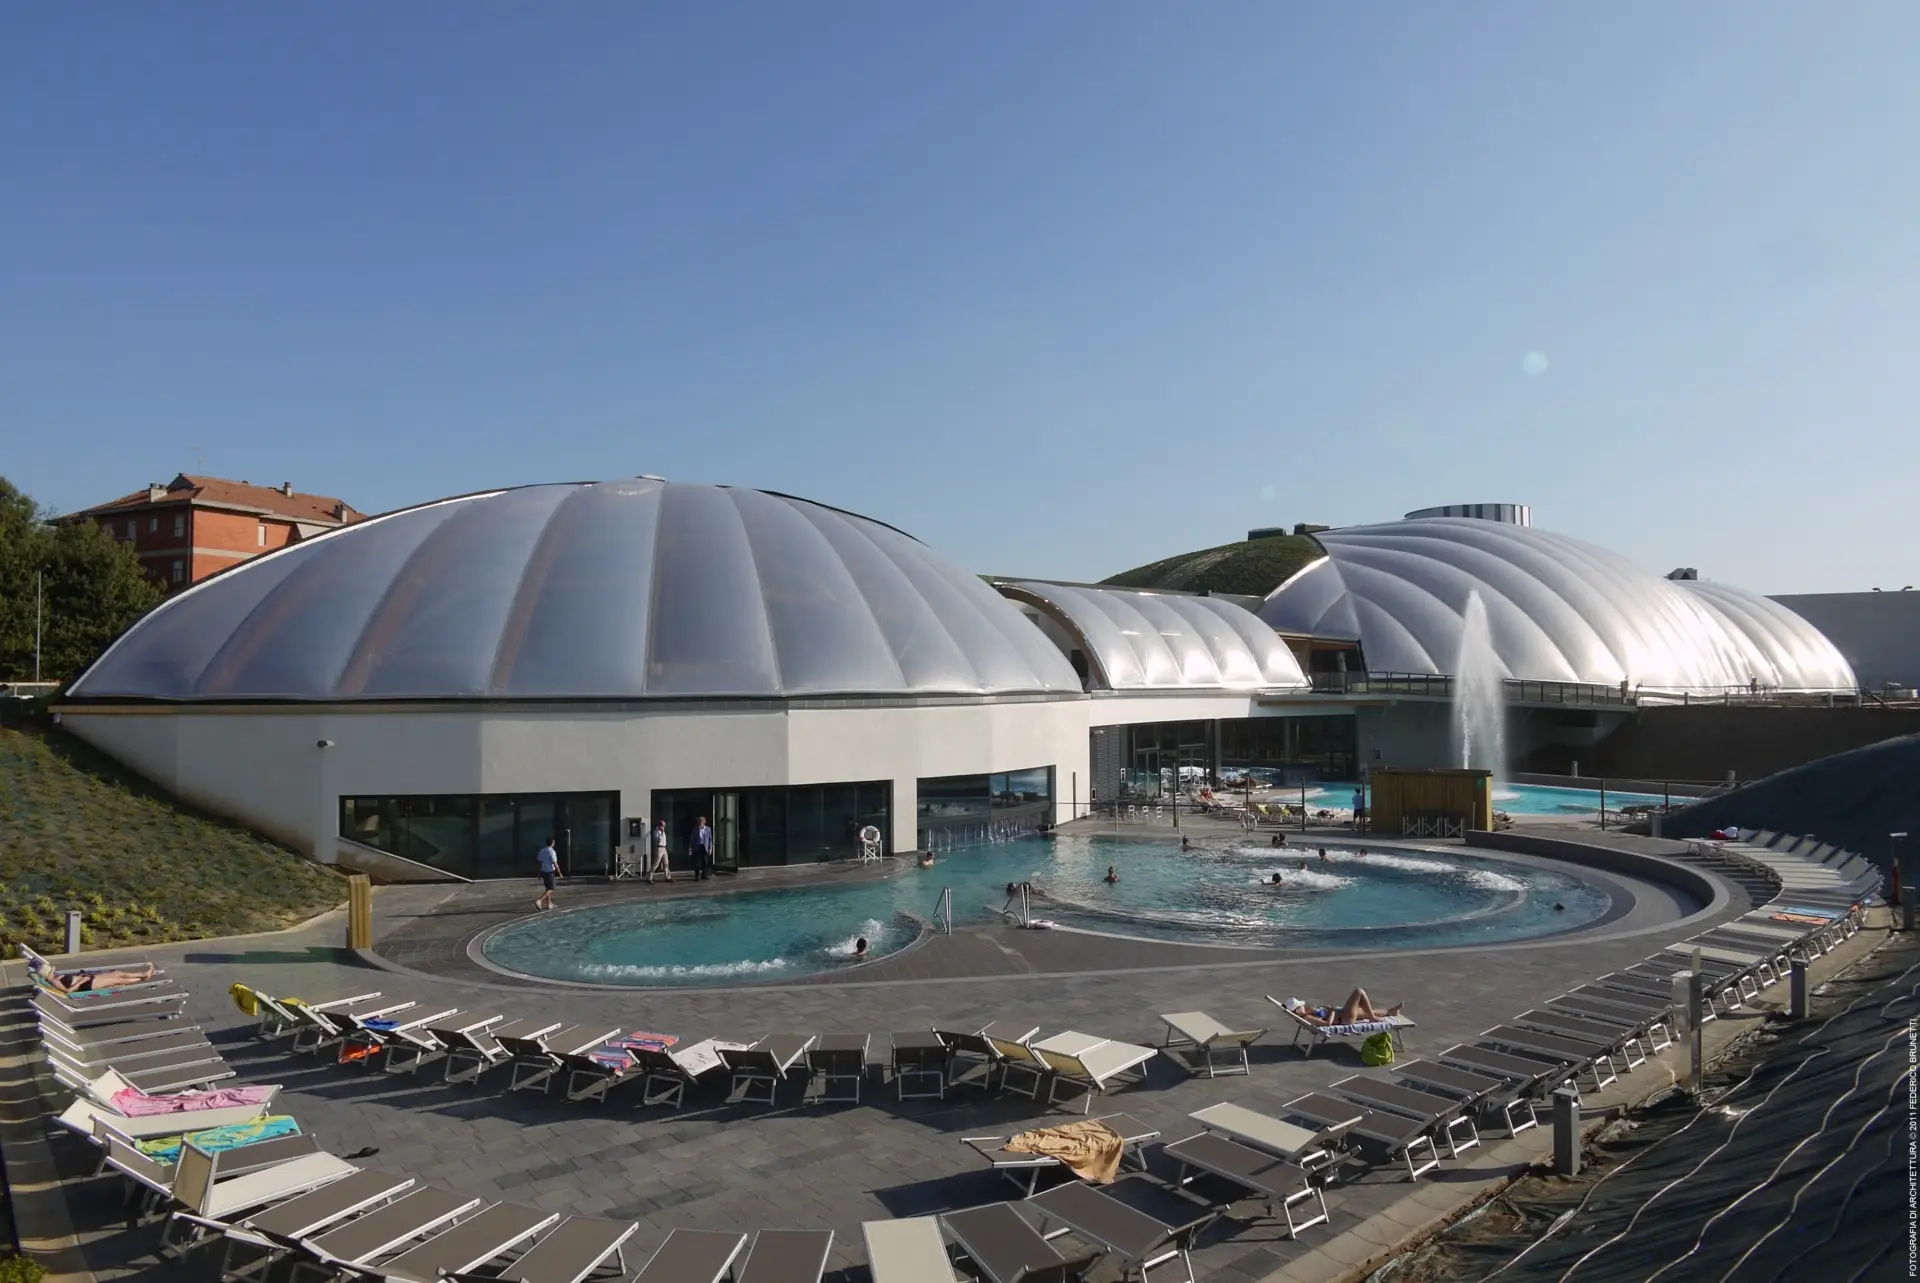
[1666, 567, 1699, 581]
[1405, 503, 1532, 526]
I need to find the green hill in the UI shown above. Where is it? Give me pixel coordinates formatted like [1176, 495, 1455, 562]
[1102, 533, 1325, 598]
[0, 722, 344, 955]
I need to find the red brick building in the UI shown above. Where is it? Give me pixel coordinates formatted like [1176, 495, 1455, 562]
[59, 474, 366, 590]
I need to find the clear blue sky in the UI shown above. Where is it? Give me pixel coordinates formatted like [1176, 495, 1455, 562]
[4, 4, 1915, 593]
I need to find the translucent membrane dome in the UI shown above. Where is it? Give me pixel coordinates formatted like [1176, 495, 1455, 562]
[71, 480, 1085, 701]
[1005, 581, 1309, 692]
[1257, 518, 1854, 692]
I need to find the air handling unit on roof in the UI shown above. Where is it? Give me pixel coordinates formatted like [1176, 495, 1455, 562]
[1404, 503, 1532, 526]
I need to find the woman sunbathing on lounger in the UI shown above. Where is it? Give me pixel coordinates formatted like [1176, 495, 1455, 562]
[30, 960, 157, 993]
[1283, 989, 1402, 1026]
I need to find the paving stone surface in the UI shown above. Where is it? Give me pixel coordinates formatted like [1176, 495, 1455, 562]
[24, 827, 1789, 1283]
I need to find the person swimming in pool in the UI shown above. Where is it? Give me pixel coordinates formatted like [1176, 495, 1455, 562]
[1270, 871, 1284, 886]
[1104, 866, 1119, 884]
[1181, 836, 1192, 851]
[1318, 847, 1330, 862]
[851, 937, 869, 961]
[1299, 861, 1309, 872]
[1282, 990, 1403, 1026]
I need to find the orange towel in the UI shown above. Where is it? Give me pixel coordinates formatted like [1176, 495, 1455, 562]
[1003, 1119, 1126, 1184]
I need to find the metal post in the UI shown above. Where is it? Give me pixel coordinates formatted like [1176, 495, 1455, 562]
[1789, 957, 1808, 1019]
[35, 571, 44, 684]
[1598, 782, 1607, 830]
[65, 909, 82, 956]
[1300, 784, 1307, 834]
[1689, 950, 1705, 1094]
[1551, 1086, 1580, 1175]
[1894, 834, 1910, 932]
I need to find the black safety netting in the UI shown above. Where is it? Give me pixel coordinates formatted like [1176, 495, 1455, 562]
[1372, 935, 1917, 1283]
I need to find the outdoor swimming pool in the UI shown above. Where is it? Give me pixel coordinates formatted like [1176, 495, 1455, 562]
[1274, 781, 1694, 818]
[479, 833, 1616, 987]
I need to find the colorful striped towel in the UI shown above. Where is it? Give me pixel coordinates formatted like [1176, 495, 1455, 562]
[137, 1115, 300, 1162]
[1317, 1018, 1404, 1037]
[619, 1032, 679, 1052]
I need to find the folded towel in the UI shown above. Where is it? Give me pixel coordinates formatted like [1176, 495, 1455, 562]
[1003, 1120, 1126, 1184]
[621, 1031, 679, 1052]
[137, 1115, 299, 1162]
[361, 1019, 399, 1032]
[1317, 1018, 1400, 1037]
[113, 1085, 276, 1116]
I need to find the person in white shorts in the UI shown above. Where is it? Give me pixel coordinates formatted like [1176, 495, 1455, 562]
[647, 819, 672, 882]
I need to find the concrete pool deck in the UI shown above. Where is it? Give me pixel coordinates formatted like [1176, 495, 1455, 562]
[2, 825, 1870, 1283]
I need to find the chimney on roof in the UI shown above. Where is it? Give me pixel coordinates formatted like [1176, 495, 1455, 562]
[147, 485, 166, 502]
[332, 501, 347, 519]
[280, 482, 293, 496]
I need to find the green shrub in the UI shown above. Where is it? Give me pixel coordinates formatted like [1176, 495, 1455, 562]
[0, 1254, 48, 1283]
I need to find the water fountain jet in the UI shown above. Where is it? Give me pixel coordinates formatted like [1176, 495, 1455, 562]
[1453, 589, 1508, 783]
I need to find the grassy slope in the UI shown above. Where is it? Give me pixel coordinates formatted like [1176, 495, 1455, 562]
[1102, 534, 1325, 597]
[0, 723, 343, 954]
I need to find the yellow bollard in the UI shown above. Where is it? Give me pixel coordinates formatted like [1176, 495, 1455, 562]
[347, 874, 373, 950]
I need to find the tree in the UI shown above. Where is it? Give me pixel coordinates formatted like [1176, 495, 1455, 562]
[0, 477, 162, 683]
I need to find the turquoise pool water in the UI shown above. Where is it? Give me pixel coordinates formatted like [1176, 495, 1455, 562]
[1281, 782, 1693, 817]
[480, 833, 1615, 987]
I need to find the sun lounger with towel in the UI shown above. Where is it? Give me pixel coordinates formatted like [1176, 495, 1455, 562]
[1162, 1131, 1328, 1239]
[1157, 1012, 1267, 1078]
[499, 1026, 622, 1094]
[964, 1113, 1160, 1194]
[632, 1038, 747, 1109]
[1032, 1032, 1158, 1112]
[133, 1115, 302, 1164]
[1267, 995, 1413, 1059]
[631, 1229, 747, 1283]
[1026, 1177, 1215, 1283]
[34, 984, 188, 1028]
[736, 1229, 833, 1283]
[20, 944, 161, 984]
[941, 1202, 1082, 1283]
[863, 1217, 957, 1283]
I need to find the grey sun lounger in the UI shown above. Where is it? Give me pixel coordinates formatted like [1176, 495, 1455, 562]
[345, 1204, 558, 1283]
[211, 1170, 418, 1282]
[736, 1229, 833, 1283]
[1329, 1076, 1480, 1160]
[1027, 1178, 1215, 1283]
[890, 1030, 949, 1100]
[631, 1229, 747, 1283]
[963, 1112, 1161, 1195]
[250, 991, 385, 1041]
[1390, 1059, 1532, 1136]
[292, 1188, 482, 1279]
[720, 1035, 818, 1107]
[1157, 1012, 1268, 1078]
[1282, 1092, 1440, 1181]
[337, 1006, 464, 1067]
[60, 1050, 234, 1096]
[556, 1045, 644, 1104]
[500, 1026, 622, 1094]
[1513, 1009, 1650, 1069]
[942, 1201, 1081, 1283]
[1437, 1044, 1575, 1101]
[1187, 1101, 1355, 1174]
[382, 1015, 505, 1076]
[934, 1022, 1039, 1092]
[35, 986, 188, 1028]
[1477, 1026, 1617, 1090]
[20, 944, 162, 983]
[41, 1013, 201, 1052]
[456, 1215, 639, 1283]
[291, 999, 418, 1054]
[806, 1033, 871, 1104]
[1266, 996, 1415, 1058]
[1163, 1131, 1328, 1239]
[440, 1019, 563, 1084]
[631, 1039, 745, 1109]
[1547, 993, 1676, 1049]
[863, 1217, 957, 1283]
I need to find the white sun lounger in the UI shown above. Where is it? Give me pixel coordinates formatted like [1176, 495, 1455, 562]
[1188, 1101, 1356, 1173]
[343, 1203, 558, 1283]
[863, 1217, 957, 1283]
[631, 1229, 747, 1283]
[1157, 1012, 1269, 1077]
[1031, 1034, 1158, 1113]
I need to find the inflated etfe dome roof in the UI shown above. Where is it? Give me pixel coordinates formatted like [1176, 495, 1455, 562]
[1258, 518, 1854, 692]
[71, 480, 1084, 701]
[1003, 581, 1309, 692]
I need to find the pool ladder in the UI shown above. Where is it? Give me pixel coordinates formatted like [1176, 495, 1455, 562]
[930, 886, 953, 935]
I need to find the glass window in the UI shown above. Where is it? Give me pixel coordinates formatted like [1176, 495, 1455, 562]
[258, 523, 267, 546]
[856, 782, 890, 856]
[126, 519, 137, 538]
[787, 787, 824, 864]
[743, 788, 787, 867]
[171, 559, 184, 583]
[402, 795, 475, 874]
[565, 794, 614, 876]
[476, 798, 520, 879]
[917, 774, 989, 825]
[920, 768, 1050, 846]
[149, 516, 158, 532]
[174, 513, 186, 537]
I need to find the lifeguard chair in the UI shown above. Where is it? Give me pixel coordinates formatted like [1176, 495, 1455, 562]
[857, 824, 884, 864]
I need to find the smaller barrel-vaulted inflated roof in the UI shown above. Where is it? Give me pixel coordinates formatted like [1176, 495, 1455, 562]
[1001, 581, 1309, 692]
[1256, 518, 1854, 692]
[69, 479, 1085, 702]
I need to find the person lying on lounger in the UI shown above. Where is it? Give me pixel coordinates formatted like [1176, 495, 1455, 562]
[29, 959, 158, 993]
[1282, 989, 1403, 1026]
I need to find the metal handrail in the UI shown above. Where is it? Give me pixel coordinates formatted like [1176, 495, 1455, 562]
[930, 886, 953, 935]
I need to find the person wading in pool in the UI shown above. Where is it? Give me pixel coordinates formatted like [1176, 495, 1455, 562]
[1104, 865, 1119, 884]
[534, 836, 560, 911]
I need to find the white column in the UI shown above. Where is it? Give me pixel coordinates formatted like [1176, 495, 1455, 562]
[891, 774, 918, 853]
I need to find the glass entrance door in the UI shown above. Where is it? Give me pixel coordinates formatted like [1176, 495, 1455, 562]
[711, 792, 740, 872]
